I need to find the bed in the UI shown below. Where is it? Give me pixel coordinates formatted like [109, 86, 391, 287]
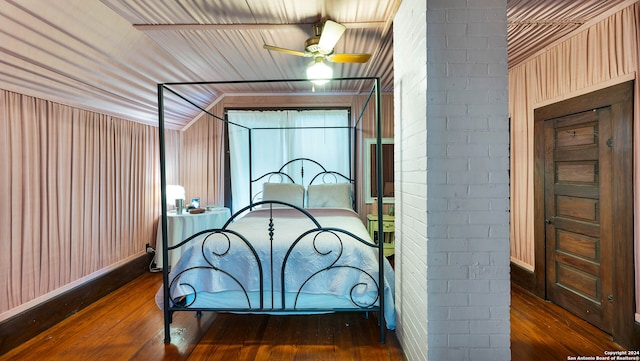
[156, 159, 395, 344]
[156, 77, 391, 344]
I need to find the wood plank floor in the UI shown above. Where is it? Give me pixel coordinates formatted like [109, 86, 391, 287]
[2, 273, 627, 360]
[511, 283, 626, 360]
[1, 272, 402, 361]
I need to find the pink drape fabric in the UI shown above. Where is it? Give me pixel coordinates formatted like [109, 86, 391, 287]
[0, 90, 177, 318]
[509, 3, 639, 315]
[181, 111, 226, 208]
[0, 89, 391, 320]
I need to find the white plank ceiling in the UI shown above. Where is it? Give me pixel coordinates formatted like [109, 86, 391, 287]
[0, 0, 634, 129]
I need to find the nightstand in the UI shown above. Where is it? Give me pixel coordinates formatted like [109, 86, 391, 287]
[367, 214, 395, 257]
[154, 207, 231, 270]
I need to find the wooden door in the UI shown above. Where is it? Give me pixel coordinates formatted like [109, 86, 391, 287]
[533, 81, 636, 348]
[543, 108, 613, 333]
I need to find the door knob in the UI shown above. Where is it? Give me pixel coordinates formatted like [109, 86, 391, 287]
[544, 218, 552, 224]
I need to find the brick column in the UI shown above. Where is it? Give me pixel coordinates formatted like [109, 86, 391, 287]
[394, 0, 510, 360]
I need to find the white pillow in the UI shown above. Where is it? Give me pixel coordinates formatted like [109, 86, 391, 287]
[262, 183, 304, 207]
[307, 183, 352, 208]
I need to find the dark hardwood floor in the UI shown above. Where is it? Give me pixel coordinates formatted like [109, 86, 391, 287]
[1, 272, 402, 361]
[1, 273, 628, 360]
[511, 283, 626, 360]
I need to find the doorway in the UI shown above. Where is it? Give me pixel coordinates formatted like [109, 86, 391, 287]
[533, 81, 635, 347]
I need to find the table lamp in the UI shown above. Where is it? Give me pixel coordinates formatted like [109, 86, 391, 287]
[166, 184, 185, 214]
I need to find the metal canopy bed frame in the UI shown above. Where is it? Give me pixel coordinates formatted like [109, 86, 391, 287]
[157, 77, 390, 344]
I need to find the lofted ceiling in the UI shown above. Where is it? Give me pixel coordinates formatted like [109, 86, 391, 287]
[0, 0, 635, 129]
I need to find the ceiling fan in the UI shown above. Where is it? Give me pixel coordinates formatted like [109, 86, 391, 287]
[263, 20, 371, 63]
[263, 20, 372, 64]
[263, 20, 371, 84]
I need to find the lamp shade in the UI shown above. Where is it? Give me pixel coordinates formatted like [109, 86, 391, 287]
[166, 184, 185, 205]
[306, 58, 333, 85]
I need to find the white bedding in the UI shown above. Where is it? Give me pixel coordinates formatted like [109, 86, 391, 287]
[155, 206, 396, 329]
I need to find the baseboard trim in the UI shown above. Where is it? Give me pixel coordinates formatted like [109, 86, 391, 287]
[510, 262, 536, 295]
[0, 254, 151, 355]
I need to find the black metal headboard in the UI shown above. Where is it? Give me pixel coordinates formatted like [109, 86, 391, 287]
[250, 158, 354, 206]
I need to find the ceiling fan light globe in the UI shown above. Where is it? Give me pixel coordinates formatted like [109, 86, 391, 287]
[306, 59, 333, 85]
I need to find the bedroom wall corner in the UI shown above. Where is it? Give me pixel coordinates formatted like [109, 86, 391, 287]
[0, 88, 168, 351]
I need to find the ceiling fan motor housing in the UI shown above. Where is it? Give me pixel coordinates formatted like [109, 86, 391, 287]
[304, 36, 322, 53]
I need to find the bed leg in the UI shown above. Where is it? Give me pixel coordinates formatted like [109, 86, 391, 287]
[163, 304, 175, 343]
[164, 312, 172, 343]
[196, 311, 202, 319]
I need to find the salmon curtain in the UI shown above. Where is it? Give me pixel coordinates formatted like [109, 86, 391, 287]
[0, 89, 179, 319]
[180, 112, 226, 208]
[508, 2, 639, 318]
[0, 86, 388, 321]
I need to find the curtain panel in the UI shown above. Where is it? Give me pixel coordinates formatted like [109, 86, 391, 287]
[180, 113, 225, 209]
[508, 2, 639, 313]
[0, 89, 176, 319]
[226, 109, 350, 213]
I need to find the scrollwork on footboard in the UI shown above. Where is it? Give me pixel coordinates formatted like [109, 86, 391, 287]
[282, 227, 380, 310]
[167, 229, 263, 309]
[165, 201, 381, 315]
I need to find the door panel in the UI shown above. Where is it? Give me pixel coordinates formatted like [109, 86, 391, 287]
[556, 230, 598, 261]
[556, 162, 597, 183]
[556, 196, 597, 220]
[544, 108, 613, 334]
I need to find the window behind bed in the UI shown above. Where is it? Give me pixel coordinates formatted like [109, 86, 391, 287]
[227, 109, 350, 212]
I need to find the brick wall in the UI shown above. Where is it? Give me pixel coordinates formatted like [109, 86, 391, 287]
[394, 0, 510, 360]
[393, 0, 428, 358]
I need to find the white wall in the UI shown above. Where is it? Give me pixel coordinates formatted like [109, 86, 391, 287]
[394, 0, 511, 360]
[394, 0, 428, 358]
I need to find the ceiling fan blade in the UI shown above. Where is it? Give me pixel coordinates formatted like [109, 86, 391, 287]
[263, 44, 308, 57]
[327, 53, 372, 63]
[317, 20, 346, 53]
